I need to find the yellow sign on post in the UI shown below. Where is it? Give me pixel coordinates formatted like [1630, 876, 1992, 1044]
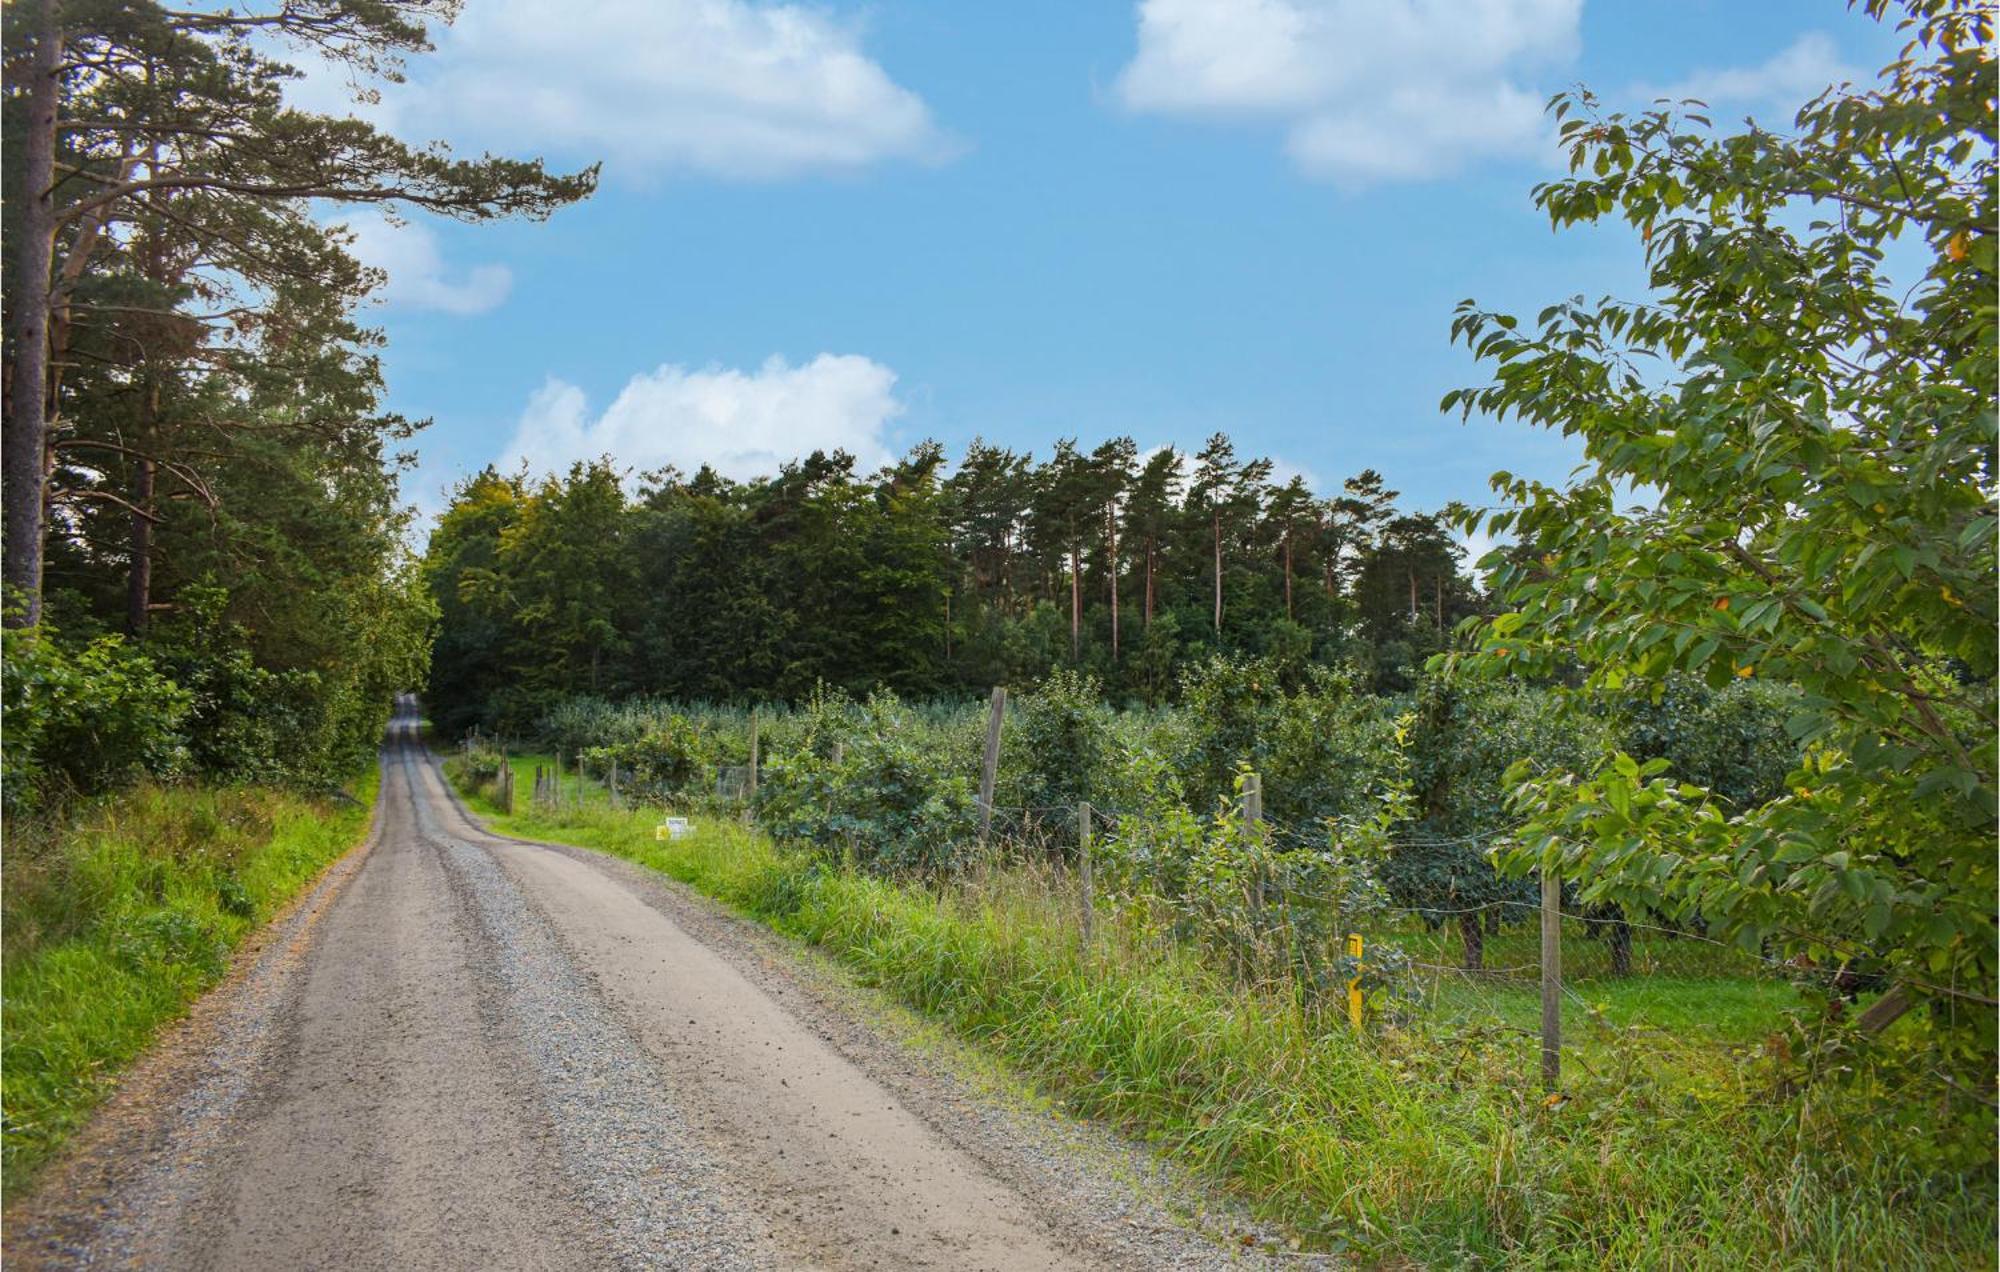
[1346, 933, 1365, 1032]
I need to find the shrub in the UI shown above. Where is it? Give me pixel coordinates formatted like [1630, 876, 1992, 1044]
[2, 625, 191, 814]
[1172, 655, 1399, 828]
[583, 712, 713, 800]
[1005, 668, 1113, 853]
[1104, 758, 1406, 1005]
[1612, 674, 1799, 811]
[1383, 677, 1607, 968]
[757, 690, 977, 874]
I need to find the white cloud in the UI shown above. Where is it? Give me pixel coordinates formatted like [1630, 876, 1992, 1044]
[1637, 32, 1860, 116]
[1114, 0, 1581, 185]
[499, 353, 905, 482]
[354, 0, 950, 181]
[338, 211, 512, 315]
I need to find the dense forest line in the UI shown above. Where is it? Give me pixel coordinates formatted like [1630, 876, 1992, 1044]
[1, 0, 592, 810]
[421, 438, 1483, 735]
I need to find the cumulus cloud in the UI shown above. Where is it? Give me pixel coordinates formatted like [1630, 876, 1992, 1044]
[1113, 0, 1580, 185]
[1636, 32, 1860, 116]
[301, 0, 948, 181]
[498, 354, 905, 482]
[337, 211, 512, 315]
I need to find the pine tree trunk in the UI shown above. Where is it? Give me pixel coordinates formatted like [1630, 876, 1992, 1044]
[1106, 501, 1119, 661]
[1069, 545, 1080, 661]
[1212, 512, 1222, 636]
[127, 385, 157, 634]
[3, 0, 64, 627]
[1144, 538, 1155, 626]
[1283, 533, 1294, 621]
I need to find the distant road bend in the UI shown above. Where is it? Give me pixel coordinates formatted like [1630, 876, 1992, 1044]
[8, 699, 1262, 1270]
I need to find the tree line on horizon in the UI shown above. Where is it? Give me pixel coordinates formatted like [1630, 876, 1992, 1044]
[421, 434, 1487, 734]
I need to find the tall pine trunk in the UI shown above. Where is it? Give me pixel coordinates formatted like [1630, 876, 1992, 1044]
[1144, 537, 1155, 626]
[4, 0, 63, 627]
[1106, 501, 1119, 660]
[127, 383, 157, 633]
[1283, 533, 1294, 621]
[1211, 511, 1222, 636]
[1069, 544, 1080, 661]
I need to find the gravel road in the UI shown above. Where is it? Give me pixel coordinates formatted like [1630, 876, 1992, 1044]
[7, 703, 1308, 1270]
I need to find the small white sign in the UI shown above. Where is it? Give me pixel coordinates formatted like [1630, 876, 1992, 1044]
[654, 818, 693, 841]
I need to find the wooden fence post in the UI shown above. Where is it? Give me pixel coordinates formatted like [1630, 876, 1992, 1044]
[1346, 933, 1364, 1032]
[1078, 801, 1094, 952]
[1541, 869, 1562, 1091]
[499, 748, 512, 814]
[1242, 772, 1264, 910]
[977, 686, 1006, 845]
[748, 711, 760, 801]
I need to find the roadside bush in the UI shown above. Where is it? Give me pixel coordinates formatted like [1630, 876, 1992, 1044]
[1004, 668, 1113, 853]
[757, 691, 977, 874]
[2, 625, 191, 814]
[582, 711, 713, 800]
[1103, 756, 1406, 1005]
[1173, 655, 1398, 828]
[450, 744, 508, 787]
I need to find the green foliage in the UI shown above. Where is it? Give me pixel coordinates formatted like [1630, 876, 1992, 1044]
[2, 775, 376, 1195]
[1387, 680, 1607, 920]
[2, 625, 190, 813]
[1612, 674, 1798, 810]
[1108, 764, 1405, 1004]
[1007, 668, 1113, 845]
[583, 713, 713, 800]
[1173, 655, 1399, 828]
[756, 691, 977, 874]
[1440, 0, 1996, 1072]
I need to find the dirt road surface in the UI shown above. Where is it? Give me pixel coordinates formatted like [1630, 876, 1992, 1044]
[7, 704, 1293, 1270]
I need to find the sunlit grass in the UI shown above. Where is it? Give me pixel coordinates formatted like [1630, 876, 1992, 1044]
[1, 771, 377, 1196]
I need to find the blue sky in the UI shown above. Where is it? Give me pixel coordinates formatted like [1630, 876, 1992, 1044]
[307, 1, 1902, 528]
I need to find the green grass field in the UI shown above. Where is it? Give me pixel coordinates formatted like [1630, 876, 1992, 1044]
[448, 752, 1994, 1269]
[1, 772, 378, 1196]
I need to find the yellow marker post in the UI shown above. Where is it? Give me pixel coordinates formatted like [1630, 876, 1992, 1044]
[1346, 933, 1364, 1032]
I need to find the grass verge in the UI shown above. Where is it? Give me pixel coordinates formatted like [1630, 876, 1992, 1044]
[454, 755, 1995, 1269]
[1, 770, 378, 1195]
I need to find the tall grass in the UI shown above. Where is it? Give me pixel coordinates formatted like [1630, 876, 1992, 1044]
[2, 773, 377, 1195]
[454, 757, 1995, 1268]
